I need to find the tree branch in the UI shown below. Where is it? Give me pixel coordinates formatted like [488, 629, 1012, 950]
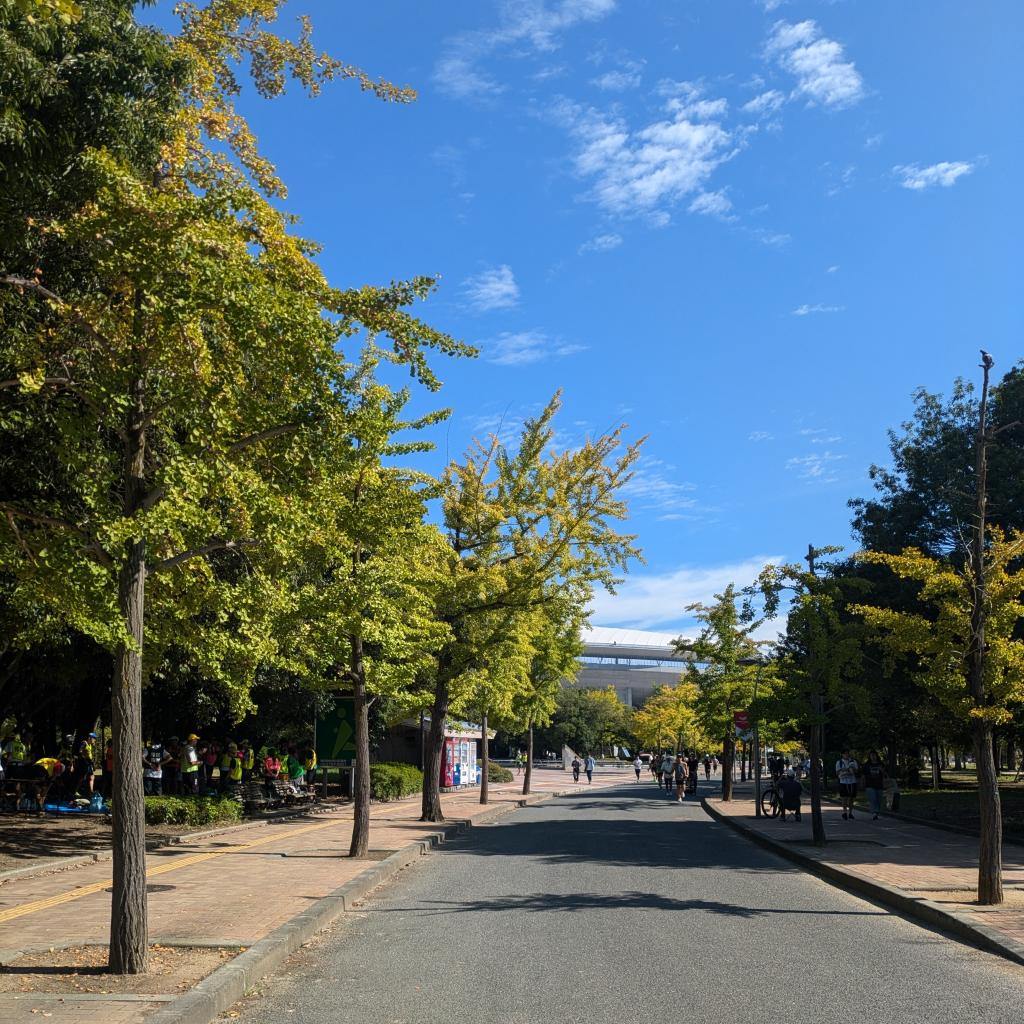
[0, 275, 117, 357]
[154, 538, 258, 572]
[0, 504, 112, 567]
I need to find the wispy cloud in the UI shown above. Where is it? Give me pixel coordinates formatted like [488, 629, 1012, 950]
[435, 0, 618, 100]
[688, 190, 734, 219]
[826, 264, 840, 273]
[588, 556, 783, 630]
[463, 265, 520, 312]
[551, 82, 739, 222]
[786, 450, 845, 482]
[485, 329, 585, 367]
[621, 456, 701, 515]
[741, 89, 785, 117]
[591, 59, 643, 91]
[748, 431, 774, 442]
[578, 232, 624, 254]
[766, 20, 865, 109]
[793, 302, 844, 316]
[757, 0, 787, 11]
[894, 161, 976, 191]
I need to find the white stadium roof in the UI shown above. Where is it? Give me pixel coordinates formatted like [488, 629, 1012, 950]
[581, 625, 694, 664]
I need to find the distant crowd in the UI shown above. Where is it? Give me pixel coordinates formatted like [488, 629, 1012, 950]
[0, 730, 319, 814]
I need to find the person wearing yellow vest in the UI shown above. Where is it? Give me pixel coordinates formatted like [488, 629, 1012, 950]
[240, 741, 255, 781]
[219, 740, 235, 794]
[181, 734, 201, 795]
[28, 757, 64, 812]
[223, 743, 243, 791]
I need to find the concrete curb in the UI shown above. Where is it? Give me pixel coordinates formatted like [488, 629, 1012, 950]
[702, 797, 1024, 968]
[145, 789, 568, 1024]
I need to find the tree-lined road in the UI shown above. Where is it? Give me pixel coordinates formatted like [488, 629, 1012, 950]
[234, 782, 1023, 1024]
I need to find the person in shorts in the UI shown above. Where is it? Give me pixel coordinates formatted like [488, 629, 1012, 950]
[633, 755, 643, 782]
[673, 754, 687, 802]
[836, 749, 859, 820]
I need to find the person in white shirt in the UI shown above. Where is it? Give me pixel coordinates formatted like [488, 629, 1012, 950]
[584, 754, 595, 784]
[633, 756, 643, 782]
[835, 749, 859, 820]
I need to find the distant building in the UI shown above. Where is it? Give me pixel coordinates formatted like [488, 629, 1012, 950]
[574, 626, 694, 707]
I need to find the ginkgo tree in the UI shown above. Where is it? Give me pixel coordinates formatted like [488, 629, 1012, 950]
[0, 1, 464, 973]
[853, 530, 1024, 903]
[420, 396, 642, 823]
[631, 681, 705, 754]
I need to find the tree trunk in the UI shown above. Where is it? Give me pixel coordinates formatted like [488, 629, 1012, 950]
[420, 676, 449, 822]
[479, 711, 489, 805]
[522, 722, 533, 796]
[721, 730, 734, 801]
[975, 722, 1004, 904]
[808, 693, 826, 847]
[740, 743, 747, 782]
[954, 749, 964, 771]
[348, 637, 370, 858]
[930, 743, 941, 790]
[109, 396, 148, 975]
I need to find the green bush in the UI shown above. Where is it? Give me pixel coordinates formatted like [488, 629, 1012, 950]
[144, 795, 243, 828]
[484, 761, 513, 783]
[370, 762, 423, 802]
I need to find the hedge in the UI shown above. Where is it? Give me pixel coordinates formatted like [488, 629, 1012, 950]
[485, 761, 513, 783]
[144, 796, 243, 827]
[370, 762, 424, 802]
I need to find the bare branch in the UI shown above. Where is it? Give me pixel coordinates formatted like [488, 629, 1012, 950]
[226, 424, 300, 455]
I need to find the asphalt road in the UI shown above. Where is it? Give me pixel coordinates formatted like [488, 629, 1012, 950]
[235, 778, 1024, 1024]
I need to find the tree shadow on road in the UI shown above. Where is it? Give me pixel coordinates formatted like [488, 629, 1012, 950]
[371, 890, 887, 919]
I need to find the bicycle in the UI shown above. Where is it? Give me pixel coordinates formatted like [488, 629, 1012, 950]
[761, 777, 810, 818]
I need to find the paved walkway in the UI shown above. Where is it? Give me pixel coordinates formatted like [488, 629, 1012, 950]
[0, 769, 625, 1024]
[708, 787, 1024, 951]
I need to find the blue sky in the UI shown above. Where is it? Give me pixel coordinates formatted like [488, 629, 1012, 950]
[155, 1, 1021, 636]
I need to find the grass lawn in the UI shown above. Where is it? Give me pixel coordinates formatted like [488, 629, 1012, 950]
[858, 778, 1024, 843]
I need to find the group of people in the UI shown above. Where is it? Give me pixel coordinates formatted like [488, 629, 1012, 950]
[769, 748, 892, 823]
[569, 754, 597, 783]
[0, 729, 319, 814]
[140, 736, 317, 799]
[649, 751, 713, 803]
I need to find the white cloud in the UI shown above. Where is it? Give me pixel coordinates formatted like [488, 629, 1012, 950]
[751, 228, 791, 248]
[578, 232, 624, 254]
[485, 329, 585, 366]
[688, 190, 734, 218]
[766, 20, 865, 109]
[588, 556, 782, 630]
[758, 0, 787, 10]
[748, 431, 774, 442]
[620, 456, 700, 514]
[463, 265, 520, 312]
[552, 85, 739, 221]
[741, 89, 785, 117]
[435, 0, 618, 99]
[864, 133, 884, 150]
[894, 161, 976, 191]
[792, 302, 844, 315]
[786, 450, 845, 481]
[826, 264, 840, 273]
[591, 61, 643, 91]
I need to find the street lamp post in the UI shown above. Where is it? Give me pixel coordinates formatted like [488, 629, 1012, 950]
[753, 661, 764, 818]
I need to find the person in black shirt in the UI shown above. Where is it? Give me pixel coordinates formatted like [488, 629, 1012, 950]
[778, 769, 803, 822]
[862, 749, 886, 819]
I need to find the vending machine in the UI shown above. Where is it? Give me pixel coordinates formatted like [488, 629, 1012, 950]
[441, 737, 455, 789]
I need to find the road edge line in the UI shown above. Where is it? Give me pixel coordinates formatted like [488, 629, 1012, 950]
[701, 796, 1024, 968]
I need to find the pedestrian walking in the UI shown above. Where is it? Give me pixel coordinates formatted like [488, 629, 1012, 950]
[836, 748, 859, 820]
[703, 754, 711, 780]
[584, 753, 595, 784]
[777, 768, 803, 822]
[660, 753, 674, 793]
[673, 754, 687, 802]
[686, 751, 699, 795]
[861, 749, 886, 819]
[654, 755, 664, 787]
[633, 755, 643, 781]
[571, 755, 581, 784]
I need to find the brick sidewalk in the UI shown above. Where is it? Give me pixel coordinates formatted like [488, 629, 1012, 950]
[707, 790, 1024, 954]
[0, 769, 627, 1024]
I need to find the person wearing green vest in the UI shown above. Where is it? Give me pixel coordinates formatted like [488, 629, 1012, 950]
[240, 740, 255, 781]
[285, 744, 305, 791]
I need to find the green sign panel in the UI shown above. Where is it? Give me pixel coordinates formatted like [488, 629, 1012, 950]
[315, 698, 356, 764]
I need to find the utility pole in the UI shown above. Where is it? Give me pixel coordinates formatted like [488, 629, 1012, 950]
[806, 543, 827, 847]
[971, 350, 1003, 903]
